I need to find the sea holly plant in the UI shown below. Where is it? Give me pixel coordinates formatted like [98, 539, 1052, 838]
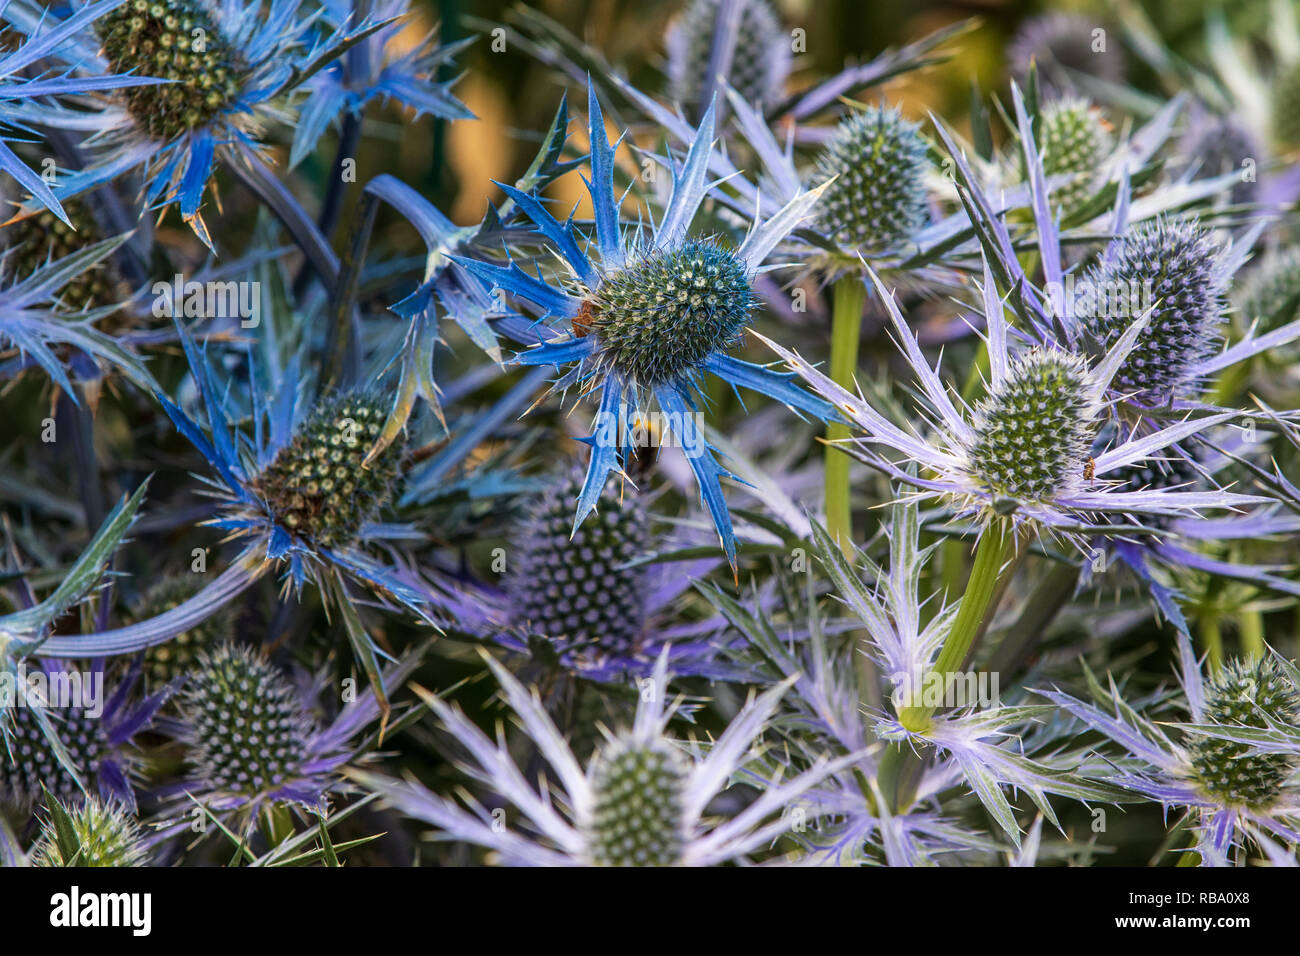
[349, 649, 859, 866]
[458, 79, 837, 568]
[2, 0, 401, 247]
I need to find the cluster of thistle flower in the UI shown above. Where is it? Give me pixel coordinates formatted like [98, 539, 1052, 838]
[2, 0, 1300, 868]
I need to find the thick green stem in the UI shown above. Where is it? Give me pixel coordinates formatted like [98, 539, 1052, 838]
[1239, 607, 1266, 661]
[1201, 615, 1224, 674]
[899, 520, 1014, 731]
[824, 276, 866, 557]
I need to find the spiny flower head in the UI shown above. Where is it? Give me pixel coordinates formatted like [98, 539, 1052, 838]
[1188, 658, 1300, 810]
[966, 348, 1097, 504]
[1036, 96, 1111, 214]
[810, 106, 930, 255]
[0, 702, 108, 807]
[586, 239, 756, 387]
[1237, 246, 1300, 332]
[1080, 217, 1227, 405]
[0, 200, 126, 315]
[1007, 13, 1124, 95]
[511, 472, 648, 658]
[667, 0, 787, 114]
[133, 574, 235, 687]
[1179, 110, 1261, 207]
[33, 797, 148, 867]
[254, 392, 405, 548]
[584, 736, 689, 866]
[95, 0, 245, 142]
[181, 644, 313, 798]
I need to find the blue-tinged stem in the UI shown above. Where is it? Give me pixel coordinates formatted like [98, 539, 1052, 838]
[825, 276, 865, 557]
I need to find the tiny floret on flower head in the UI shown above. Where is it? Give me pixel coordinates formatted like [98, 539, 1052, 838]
[33, 797, 148, 867]
[181, 644, 313, 797]
[589, 238, 756, 387]
[667, 0, 787, 113]
[967, 348, 1096, 504]
[511, 472, 648, 657]
[96, 0, 245, 141]
[1036, 96, 1110, 214]
[1189, 657, 1300, 810]
[811, 105, 929, 254]
[1080, 217, 1226, 406]
[255, 392, 404, 548]
[584, 736, 690, 866]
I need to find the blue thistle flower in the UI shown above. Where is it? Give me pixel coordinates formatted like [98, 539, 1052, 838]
[460, 79, 837, 568]
[1238, 246, 1300, 332]
[1079, 216, 1227, 406]
[350, 650, 858, 866]
[666, 0, 789, 118]
[5, 0, 391, 248]
[1045, 637, 1300, 866]
[1007, 12, 1124, 97]
[167, 644, 421, 823]
[0, 661, 171, 812]
[810, 105, 930, 259]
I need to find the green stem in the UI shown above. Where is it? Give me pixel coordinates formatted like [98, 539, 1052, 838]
[1201, 615, 1224, 675]
[1239, 606, 1266, 661]
[899, 519, 1014, 731]
[824, 276, 866, 557]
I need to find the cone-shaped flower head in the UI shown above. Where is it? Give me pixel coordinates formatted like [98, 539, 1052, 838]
[587, 239, 757, 387]
[1189, 657, 1300, 810]
[584, 736, 690, 866]
[1238, 246, 1300, 331]
[1180, 110, 1261, 207]
[0, 200, 125, 313]
[254, 392, 405, 548]
[511, 472, 648, 656]
[1037, 96, 1111, 214]
[33, 797, 148, 867]
[181, 644, 313, 797]
[810, 106, 930, 255]
[667, 0, 787, 113]
[1, 702, 109, 806]
[96, 0, 245, 141]
[134, 574, 234, 687]
[1079, 217, 1227, 405]
[1008, 13, 1124, 95]
[966, 348, 1097, 504]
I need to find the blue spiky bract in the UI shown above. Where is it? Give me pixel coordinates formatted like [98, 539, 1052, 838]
[590, 239, 756, 387]
[1081, 217, 1226, 405]
[34, 797, 149, 867]
[811, 105, 930, 254]
[585, 736, 689, 866]
[182, 644, 312, 797]
[967, 348, 1095, 503]
[255, 392, 405, 548]
[667, 0, 786, 113]
[96, 0, 244, 140]
[512, 472, 648, 656]
[1190, 657, 1300, 809]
